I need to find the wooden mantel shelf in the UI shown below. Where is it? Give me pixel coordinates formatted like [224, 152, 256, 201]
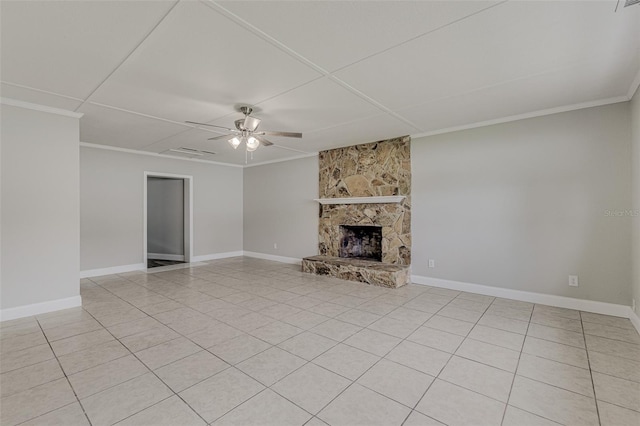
[314, 196, 405, 205]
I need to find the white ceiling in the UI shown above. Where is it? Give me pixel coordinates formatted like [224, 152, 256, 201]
[1, 0, 639, 166]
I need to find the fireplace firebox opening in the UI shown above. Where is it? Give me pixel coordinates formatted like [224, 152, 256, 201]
[339, 225, 383, 262]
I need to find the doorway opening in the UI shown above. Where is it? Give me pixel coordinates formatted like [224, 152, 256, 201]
[144, 172, 193, 269]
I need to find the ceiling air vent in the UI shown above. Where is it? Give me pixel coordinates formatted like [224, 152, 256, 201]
[164, 147, 216, 158]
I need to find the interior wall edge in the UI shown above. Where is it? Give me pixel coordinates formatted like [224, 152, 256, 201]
[630, 308, 640, 335]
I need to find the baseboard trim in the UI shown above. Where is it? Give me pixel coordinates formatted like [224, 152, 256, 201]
[242, 251, 302, 265]
[80, 263, 145, 279]
[412, 275, 631, 318]
[0, 296, 82, 322]
[630, 308, 640, 335]
[191, 251, 244, 262]
[147, 253, 185, 262]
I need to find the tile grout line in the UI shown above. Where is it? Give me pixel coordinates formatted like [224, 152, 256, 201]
[295, 288, 474, 423]
[144, 265, 345, 423]
[400, 292, 489, 424]
[499, 301, 534, 426]
[91, 269, 336, 421]
[78, 307, 211, 426]
[82, 274, 275, 416]
[89, 277, 250, 397]
[110, 395, 176, 426]
[95, 275, 531, 423]
[273, 289, 451, 421]
[8, 259, 638, 426]
[32, 318, 94, 426]
[581, 311, 603, 426]
[417, 292, 499, 421]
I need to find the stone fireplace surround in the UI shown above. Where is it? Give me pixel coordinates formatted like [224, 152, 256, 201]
[302, 136, 411, 288]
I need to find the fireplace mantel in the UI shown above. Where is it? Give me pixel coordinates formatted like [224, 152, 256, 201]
[314, 196, 405, 205]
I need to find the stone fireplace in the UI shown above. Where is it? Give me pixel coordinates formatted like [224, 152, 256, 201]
[302, 136, 411, 288]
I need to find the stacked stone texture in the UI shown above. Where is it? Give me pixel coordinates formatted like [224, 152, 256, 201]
[317, 136, 411, 265]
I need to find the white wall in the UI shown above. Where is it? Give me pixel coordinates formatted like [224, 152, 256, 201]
[412, 103, 632, 306]
[631, 89, 640, 316]
[241, 104, 634, 307]
[80, 147, 243, 271]
[243, 156, 319, 260]
[147, 177, 184, 257]
[1, 103, 80, 313]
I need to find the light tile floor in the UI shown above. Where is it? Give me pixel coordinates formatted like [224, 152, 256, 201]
[1, 257, 639, 426]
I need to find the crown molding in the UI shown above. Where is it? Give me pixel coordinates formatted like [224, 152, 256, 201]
[1, 81, 85, 102]
[79, 142, 244, 168]
[410, 95, 630, 140]
[243, 152, 319, 168]
[1, 97, 84, 118]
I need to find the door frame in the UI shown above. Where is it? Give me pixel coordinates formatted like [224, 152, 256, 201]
[143, 171, 193, 268]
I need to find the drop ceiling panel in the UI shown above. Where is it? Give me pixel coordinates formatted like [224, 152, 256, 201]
[0, 0, 176, 100]
[219, 1, 499, 72]
[222, 77, 383, 135]
[400, 56, 637, 132]
[78, 104, 187, 149]
[301, 114, 417, 153]
[334, 1, 639, 110]
[2, 0, 639, 165]
[89, 1, 321, 124]
[0, 83, 83, 111]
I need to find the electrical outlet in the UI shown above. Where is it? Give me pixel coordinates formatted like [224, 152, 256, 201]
[273, 243, 278, 249]
[428, 259, 435, 268]
[568, 275, 579, 287]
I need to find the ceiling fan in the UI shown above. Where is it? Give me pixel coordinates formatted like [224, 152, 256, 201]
[186, 106, 302, 152]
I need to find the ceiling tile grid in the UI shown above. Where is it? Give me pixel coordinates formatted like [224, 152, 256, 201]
[1, 0, 639, 166]
[0, 0, 177, 99]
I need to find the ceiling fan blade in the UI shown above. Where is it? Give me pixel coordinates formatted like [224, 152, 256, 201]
[255, 136, 274, 147]
[185, 121, 236, 132]
[207, 133, 237, 141]
[258, 130, 303, 138]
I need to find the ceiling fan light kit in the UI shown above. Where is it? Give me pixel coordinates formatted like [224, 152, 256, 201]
[228, 136, 242, 149]
[245, 136, 260, 152]
[227, 134, 260, 151]
[186, 105, 303, 155]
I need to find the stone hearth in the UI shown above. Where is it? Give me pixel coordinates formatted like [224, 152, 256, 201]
[303, 136, 411, 288]
[302, 256, 410, 289]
